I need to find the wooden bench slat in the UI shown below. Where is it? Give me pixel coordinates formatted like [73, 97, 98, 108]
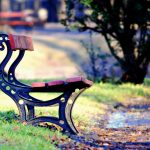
[9, 34, 34, 51]
[31, 81, 65, 92]
[66, 76, 93, 87]
[66, 76, 83, 83]
[31, 82, 46, 88]
[31, 77, 93, 92]
[47, 80, 64, 86]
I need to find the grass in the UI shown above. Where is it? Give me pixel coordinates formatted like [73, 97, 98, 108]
[0, 79, 150, 149]
[85, 82, 150, 103]
[0, 120, 58, 150]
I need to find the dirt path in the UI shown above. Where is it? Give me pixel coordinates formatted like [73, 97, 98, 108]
[58, 99, 150, 149]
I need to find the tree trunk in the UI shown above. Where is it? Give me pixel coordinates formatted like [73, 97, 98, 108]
[120, 66, 147, 84]
[118, 34, 148, 84]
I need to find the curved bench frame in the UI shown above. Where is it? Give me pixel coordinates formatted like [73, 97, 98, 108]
[0, 34, 93, 134]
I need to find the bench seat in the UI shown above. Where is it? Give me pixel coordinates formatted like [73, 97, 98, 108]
[31, 77, 93, 92]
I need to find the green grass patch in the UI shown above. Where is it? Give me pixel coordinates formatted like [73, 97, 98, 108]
[84, 82, 150, 104]
[0, 111, 65, 150]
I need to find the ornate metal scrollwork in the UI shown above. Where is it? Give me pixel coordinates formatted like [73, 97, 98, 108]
[0, 33, 92, 134]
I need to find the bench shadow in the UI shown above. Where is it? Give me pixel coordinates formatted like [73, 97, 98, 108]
[0, 110, 18, 123]
[128, 104, 150, 109]
[0, 110, 62, 132]
[65, 134, 150, 149]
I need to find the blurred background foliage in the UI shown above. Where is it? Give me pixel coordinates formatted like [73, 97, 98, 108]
[64, 0, 150, 84]
[1, 0, 149, 84]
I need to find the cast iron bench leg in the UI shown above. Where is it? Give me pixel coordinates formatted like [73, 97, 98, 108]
[17, 88, 85, 134]
[59, 89, 85, 134]
[26, 105, 35, 120]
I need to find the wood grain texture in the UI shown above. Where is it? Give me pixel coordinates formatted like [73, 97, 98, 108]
[47, 80, 64, 86]
[31, 82, 45, 88]
[9, 34, 34, 51]
[66, 76, 93, 87]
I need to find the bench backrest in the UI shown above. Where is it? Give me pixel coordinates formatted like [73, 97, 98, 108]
[9, 34, 34, 51]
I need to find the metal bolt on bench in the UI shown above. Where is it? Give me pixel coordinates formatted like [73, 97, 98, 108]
[0, 33, 93, 134]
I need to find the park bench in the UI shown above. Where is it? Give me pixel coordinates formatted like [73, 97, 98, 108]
[0, 12, 34, 27]
[0, 33, 93, 134]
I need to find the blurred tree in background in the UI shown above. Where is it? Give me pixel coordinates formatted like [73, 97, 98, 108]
[63, 0, 150, 84]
